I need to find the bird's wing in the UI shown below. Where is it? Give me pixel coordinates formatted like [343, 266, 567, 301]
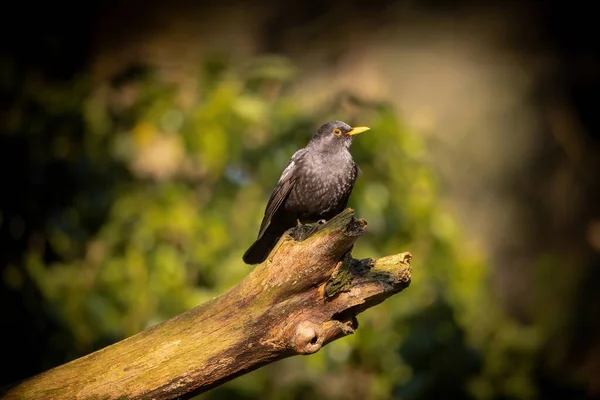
[256, 150, 304, 239]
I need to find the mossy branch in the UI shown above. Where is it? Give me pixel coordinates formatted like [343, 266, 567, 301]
[2, 209, 412, 400]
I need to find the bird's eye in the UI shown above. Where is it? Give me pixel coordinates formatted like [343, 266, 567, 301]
[333, 128, 342, 136]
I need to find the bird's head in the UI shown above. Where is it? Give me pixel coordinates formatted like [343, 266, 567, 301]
[308, 120, 370, 151]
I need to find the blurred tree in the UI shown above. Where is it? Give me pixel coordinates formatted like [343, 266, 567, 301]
[1, 52, 562, 399]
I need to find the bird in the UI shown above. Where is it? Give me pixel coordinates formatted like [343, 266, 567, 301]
[242, 120, 369, 264]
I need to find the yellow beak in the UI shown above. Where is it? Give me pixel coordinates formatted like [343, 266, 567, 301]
[347, 126, 370, 136]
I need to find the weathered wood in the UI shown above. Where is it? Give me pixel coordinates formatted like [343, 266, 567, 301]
[2, 209, 412, 400]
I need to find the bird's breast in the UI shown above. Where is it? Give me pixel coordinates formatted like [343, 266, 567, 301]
[284, 153, 357, 220]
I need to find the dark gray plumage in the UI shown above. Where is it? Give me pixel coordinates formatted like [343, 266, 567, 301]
[243, 120, 369, 264]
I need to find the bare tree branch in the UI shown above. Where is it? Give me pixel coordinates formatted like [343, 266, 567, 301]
[2, 209, 412, 400]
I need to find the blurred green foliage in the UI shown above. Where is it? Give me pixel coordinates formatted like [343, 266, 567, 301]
[3, 55, 548, 399]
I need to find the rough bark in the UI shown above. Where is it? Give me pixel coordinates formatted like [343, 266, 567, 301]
[2, 209, 412, 400]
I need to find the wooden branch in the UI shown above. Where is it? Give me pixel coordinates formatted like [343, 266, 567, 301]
[2, 209, 412, 400]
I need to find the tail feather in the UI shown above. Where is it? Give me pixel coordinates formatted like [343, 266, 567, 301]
[242, 231, 281, 264]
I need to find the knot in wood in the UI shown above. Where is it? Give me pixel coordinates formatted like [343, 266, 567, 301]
[292, 321, 324, 355]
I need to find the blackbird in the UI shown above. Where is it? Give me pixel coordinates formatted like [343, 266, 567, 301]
[243, 120, 369, 264]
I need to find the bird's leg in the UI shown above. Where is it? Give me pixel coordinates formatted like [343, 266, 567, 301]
[296, 219, 303, 227]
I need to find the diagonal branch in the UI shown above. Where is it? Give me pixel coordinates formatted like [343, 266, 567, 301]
[2, 209, 412, 400]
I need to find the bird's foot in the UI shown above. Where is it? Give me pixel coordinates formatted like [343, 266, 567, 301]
[317, 219, 327, 225]
[296, 219, 303, 227]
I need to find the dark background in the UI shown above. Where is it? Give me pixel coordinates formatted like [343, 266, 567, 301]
[2, 1, 599, 399]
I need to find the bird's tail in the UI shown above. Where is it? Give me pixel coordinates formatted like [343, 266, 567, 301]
[242, 231, 281, 265]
